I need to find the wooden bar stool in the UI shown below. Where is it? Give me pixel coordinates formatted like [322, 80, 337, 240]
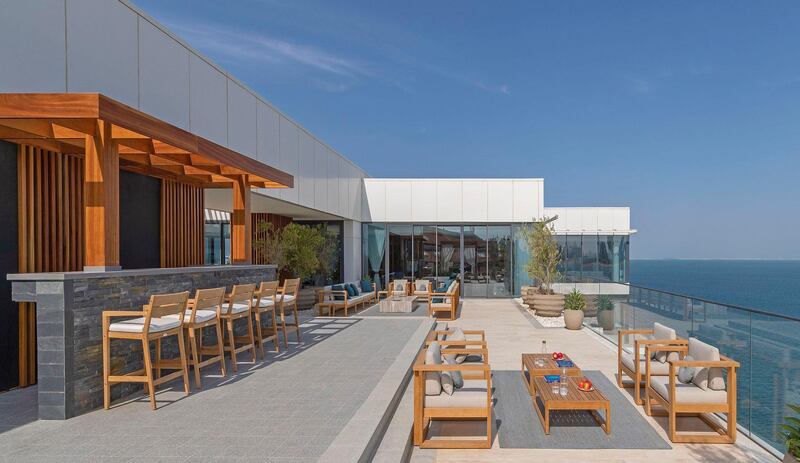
[276, 278, 301, 348]
[162, 287, 227, 389]
[252, 281, 281, 357]
[221, 283, 257, 372]
[102, 291, 190, 410]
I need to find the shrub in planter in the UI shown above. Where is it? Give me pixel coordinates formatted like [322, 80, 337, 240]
[783, 403, 800, 462]
[563, 288, 586, 330]
[597, 295, 615, 331]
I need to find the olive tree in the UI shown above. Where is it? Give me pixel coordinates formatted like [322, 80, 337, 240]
[522, 216, 562, 295]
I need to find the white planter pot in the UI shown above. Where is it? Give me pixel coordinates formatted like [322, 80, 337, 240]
[564, 310, 584, 330]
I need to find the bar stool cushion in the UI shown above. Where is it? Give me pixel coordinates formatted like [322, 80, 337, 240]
[166, 309, 217, 324]
[109, 316, 180, 333]
[257, 297, 276, 308]
[278, 294, 296, 303]
[223, 303, 250, 315]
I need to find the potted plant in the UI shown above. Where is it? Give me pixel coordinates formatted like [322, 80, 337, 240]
[523, 216, 564, 317]
[563, 288, 586, 330]
[597, 294, 616, 331]
[782, 403, 800, 463]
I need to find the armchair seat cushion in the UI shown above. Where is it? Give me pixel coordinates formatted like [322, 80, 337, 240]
[109, 316, 180, 333]
[622, 352, 670, 375]
[650, 376, 728, 404]
[425, 379, 488, 408]
[166, 309, 216, 324]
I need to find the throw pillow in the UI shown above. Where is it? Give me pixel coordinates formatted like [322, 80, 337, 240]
[425, 341, 443, 396]
[441, 357, 463, 395]
[689, 338, 723, 390]
[677, 355, 695, 384]
[360, 280, 373, 293]
[445, 327, 468, 363]
[331, 284, 345, 301]
[432, 286, 448, 304]
[653, 323, 679, 363]
[346, 284, 357, 297]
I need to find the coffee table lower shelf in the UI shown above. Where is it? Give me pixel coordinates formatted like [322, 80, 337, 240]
[532, 376, 611, 435]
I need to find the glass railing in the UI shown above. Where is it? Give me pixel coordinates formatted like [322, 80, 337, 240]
[555, 280, 800, 458]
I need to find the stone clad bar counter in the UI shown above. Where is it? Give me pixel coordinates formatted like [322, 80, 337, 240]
[7, 265, 277, 420]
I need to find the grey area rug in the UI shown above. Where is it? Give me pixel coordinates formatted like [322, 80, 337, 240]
[494, 370, 671, 449]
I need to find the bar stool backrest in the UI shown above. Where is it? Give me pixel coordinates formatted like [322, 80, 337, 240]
[256, 281, 279, 309]
[224, 283, 256, 315]
[145, 291, 190, 329]
[282, 278, 300, 299]
[191, 287, 225, 322]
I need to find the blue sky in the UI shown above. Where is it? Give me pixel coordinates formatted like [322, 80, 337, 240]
[137, 0, 800, 259]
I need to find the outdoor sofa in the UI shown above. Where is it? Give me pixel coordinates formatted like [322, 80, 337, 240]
[317, 280, 377, 316]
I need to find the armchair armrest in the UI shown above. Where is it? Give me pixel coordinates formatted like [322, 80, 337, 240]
[427, 340, 486, 347]
[413, 363, 490, 372]
[670, 359, 740, 369]
[620, 329, 654, 336]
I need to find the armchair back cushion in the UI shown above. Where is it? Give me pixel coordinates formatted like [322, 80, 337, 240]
[415, 280, 429, 292]
[425, 341, 443, 395]
[688, 338, 725, 391]
[652, 322, 679, 363]
[445, 327, 468, 364]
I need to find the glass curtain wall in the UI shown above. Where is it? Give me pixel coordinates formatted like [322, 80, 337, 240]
[362, 223, 387, 290]
[413, 225, 437, 280]
[204, 223, 230, 265]
[388, 225, 413, 281]
[437, 225, 462, 287]
[462, 225, 487, 297]
[487, 225, 512, 297]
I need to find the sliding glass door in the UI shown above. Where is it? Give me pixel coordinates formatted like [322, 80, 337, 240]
[413, 225, 436, 280]
[487, 225, 512, 297]
[388, 225, 413, 281]
[436, 225, 462, 286]
[462, 225, 487, 297]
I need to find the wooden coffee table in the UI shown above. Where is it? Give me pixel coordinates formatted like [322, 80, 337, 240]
[521, 353, 582, 395]
[379, 295, 418, 313]
[532, 376, 611, 434]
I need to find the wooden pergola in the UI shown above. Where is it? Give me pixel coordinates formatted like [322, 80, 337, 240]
[0, 93, 293, 270]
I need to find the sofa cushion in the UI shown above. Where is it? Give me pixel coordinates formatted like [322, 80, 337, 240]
[331, 284, 346, 301]
[109, 316, 180, 333]
[360, 280, 373, 293]
[425, 342, 442, 396]
[650, 376, 728, 404]
[652, 322, 679, 363]
[621, 351, 670, 375]
[425, 379, 488, 408]
[345, 284, 357, 297]
[688, 338, 724, 391]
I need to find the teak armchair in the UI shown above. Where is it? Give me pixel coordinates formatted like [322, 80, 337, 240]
[617, 323, 688, 404]
[220, 283, 257, 372]
[428, 281, 460, 320]
[645, 339, 739, 444]
[160, 287, 226, 389]
[388, 279, 409, 296]
[413, 347, 493, 449]
[102, 291, 190, 410]
[276, 278, 301, 347]
[252, 281, 281, 356]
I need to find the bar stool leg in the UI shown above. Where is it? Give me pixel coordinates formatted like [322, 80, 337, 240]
[292, 304, 301, 342]
[225, 318, 238, 373]
[102, 329, 111, 410]
[141, 338, 157, 410]
[188, 328, 201, 389]
[246, 311, 257, 362]
[176, 329, 190, 394]
[215, 320, 226, 376]
[154, 338, 162, 380]
[254, 311, 265, 358]
[280, 307, 288, 349]
[270, 308, 280, 353]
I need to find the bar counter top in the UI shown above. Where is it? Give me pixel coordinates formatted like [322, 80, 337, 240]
[7, 264, 276, 281]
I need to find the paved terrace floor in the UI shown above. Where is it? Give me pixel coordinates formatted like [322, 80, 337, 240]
[0, 314, 432, 463]
[412, 298, 777, 463]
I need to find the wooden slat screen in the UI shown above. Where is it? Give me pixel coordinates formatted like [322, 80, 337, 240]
[160, 179, 204, 268]
[16, 144, 84, 387]
[251, 213, 292, 264]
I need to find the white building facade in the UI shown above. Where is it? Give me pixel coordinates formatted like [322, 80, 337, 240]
[0, 0, 634, 297]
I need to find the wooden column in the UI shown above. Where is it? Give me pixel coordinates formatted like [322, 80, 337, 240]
[231, 175, 251, 264]
[83, 120, 120, 271]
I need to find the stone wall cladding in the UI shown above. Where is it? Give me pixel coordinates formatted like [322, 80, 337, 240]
[14, 266, 276, 419]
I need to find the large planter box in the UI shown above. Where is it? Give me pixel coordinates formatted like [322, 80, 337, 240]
[531, 293, 564, 317]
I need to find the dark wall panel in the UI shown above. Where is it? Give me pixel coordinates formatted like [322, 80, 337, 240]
[0, 141, 19, 390]
[120, 171, 160, 269]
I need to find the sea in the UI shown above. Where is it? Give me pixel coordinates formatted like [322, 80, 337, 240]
[629, 259, 800, 319]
